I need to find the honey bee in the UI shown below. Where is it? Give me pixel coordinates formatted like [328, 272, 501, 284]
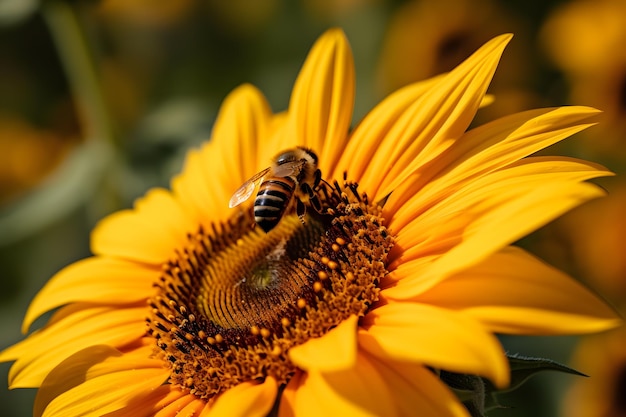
[229, 147, 322, 232]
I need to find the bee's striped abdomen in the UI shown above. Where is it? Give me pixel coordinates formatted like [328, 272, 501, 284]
[254, 178, 295, 233]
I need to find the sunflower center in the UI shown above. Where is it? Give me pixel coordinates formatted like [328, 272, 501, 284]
[146, 180, 394, 399]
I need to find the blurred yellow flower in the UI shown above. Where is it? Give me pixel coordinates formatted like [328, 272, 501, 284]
[302, 0, 382, 20]
[558, 185, 626, 300]
[0, 116, 75, 204]
[376, 0, 528, 93]
[562, 327, 626, 417]
[542, 0, 626, 154]
[376, 0, 540, 124]
[0, 29, 620, 417]
[97, 0, 196, 27]
[553, 184, 626, 417]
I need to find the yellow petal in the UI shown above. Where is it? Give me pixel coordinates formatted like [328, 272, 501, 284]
[209, 377, 277, 417]
[416, 246, 621, 334]
[35, 345, 165, 416]
[35, 345, 120, 416]
[141, 396, 209, 417]
[171, 145, 222, 225]
[288, 315, 358, 372]
[180, 399, 212, 417]
[103, 385, 188, 417]
[358, 302, 509, 388]
[334, 75, 494, 185]
[277, 371, 303, 417]
[293, 352, 398, 417]
[211, 83, 273, 183]
[288, 28, 355, 174]
[385, 106, 602, 218]
[2, 304, 146, 388]
[358, 34, 512, 200]
[153, 391, 206, 417]
[91, 188, 195, 264]
[37, 347, 168, 417]
[366, 353, 470, 417]
[333, 75, 444, 182]
[22, 257, 157, 333]
[385, 179, 607, 299]
[172, 85, 275, 229]
[391, 157, 611, 251]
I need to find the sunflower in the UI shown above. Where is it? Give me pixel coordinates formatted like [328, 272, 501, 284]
[1, 29, 620, 417]
[376, 0, 522, 93]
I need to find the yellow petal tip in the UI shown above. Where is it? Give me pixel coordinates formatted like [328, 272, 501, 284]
[288, 315, 358, 372]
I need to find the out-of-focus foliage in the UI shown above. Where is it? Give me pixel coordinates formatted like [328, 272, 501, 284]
[0, 0, 624, 416]
[0, 0, 38, 26]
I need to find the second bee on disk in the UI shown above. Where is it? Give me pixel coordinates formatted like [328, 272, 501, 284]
[229, 147, 322, 233]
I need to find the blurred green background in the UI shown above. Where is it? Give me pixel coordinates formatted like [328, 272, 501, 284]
[1, 0, 625, 416]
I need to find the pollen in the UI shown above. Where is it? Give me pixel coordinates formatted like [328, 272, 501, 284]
[146, 179, 394, 400]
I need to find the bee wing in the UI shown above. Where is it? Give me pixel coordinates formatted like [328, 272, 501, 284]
[272, 160, 306, 178]
[229, 168, 271, 208]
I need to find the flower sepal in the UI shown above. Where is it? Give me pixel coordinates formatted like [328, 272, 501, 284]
[440, 353, 587, 416]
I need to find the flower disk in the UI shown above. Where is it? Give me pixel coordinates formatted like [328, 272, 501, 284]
[147, 181, 393, 399]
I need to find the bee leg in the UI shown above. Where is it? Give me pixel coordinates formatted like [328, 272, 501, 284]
[296, 198, 307, 224]
[313, 169, 322, 188]
[301, 182, 323, 214]
[312, 169, 333, 204]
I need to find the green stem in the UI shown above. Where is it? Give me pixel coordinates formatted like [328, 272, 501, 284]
[41, 0, 116, 145]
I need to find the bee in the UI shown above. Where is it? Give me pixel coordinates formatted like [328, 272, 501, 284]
[229, 147, 323, 233]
